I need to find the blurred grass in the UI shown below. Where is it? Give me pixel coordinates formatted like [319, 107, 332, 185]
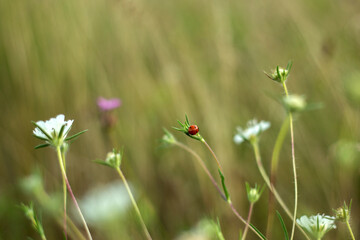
[0, 0, 359, 239]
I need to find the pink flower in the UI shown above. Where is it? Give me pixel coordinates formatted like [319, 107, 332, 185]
[97, 97, 121, 111]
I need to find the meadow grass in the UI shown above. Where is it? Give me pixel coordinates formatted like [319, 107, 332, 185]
[0, 0, 360, 239]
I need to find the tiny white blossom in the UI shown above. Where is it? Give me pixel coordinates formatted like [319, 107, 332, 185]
[33, 114, 74, 147]
[79, 180, 132, 225]
[234, 119, 270, 144]
[297, 214, 336, 239]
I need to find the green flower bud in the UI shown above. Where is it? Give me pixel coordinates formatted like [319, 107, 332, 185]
[105, 150, 122, 169]
[161, 128, 177, 146]
[245, 182, 265, 204]
[264, 61, 293, 83]
[173, 114, 204, 142]
[334, 200, 352, 222]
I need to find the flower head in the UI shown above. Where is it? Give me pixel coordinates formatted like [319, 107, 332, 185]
[79, 180, 132, 225]
[175, 218, 225, 240]
[264, 61, 292, 83]
[33, 114, 73, 140]
[161, 128, 177, 146]
[95, 148, 123, 169]
[173, 114, 203, 142]
[234, 119, 270, 144]
[283, 94, 307, 112]
[32, 114, 86, 149]
[334, 200, 352, 222]
[97, 97, 121, 111]
[245, 182, 265, 204]
[296, 214, 336, 239]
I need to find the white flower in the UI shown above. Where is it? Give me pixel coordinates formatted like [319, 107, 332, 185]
[233, 119, 270, 144]
[283, 94, 307, 112]
[78, 180, 132, 225]
[296, 214, 336, 239]
[33, 114, 74, 147]
[175, 218, 224, 240]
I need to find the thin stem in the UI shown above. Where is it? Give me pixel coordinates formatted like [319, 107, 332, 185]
[115, 167, 152, 240]
[288, 114, 298, 240]
[242, 203, 254, 240]
[251, 141, 310, 240]
[270, 117, 290, 179]
[267, 117, 289, 238]
[175, 141, 264, 240]
[56, 147, 93, 240]
[252, 141, 287, 212]
[34, 183, 87, 240]
[175, 142, 226, 200]
[282, 82, 298, 240]
[346, 220, 356, 240]
[202, 139, 223, 172]
[61, 151, 68, 240]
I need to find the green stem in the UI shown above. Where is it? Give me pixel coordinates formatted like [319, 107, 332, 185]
[115, 167, 152, 240]
[56, 147, 93, 240]
[242, 203, 254, 240]
[175, 142, 226, 200]
[175, 141, 264, 240]
[346, 220, 356, 240]
[282, 82, 298, 240]
[270, 117, 290, 177]
[61, 151, 68, 240]
[202, 139, 223, 172]
[267, 117, 289, 237]
[34, 183, 87, 240]
[251, 141, 310, 240]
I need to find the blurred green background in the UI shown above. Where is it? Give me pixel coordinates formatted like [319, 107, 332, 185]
[0, 0, 360, 239]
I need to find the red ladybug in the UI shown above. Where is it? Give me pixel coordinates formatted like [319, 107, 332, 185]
[188, 125, 199, 135]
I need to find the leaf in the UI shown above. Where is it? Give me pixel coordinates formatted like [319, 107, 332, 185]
[177, 120, 185, 128]
[218, 169, 230, 201]
[58, 124, 66, 139]
[286, 60, 293, 73]
[276, 211, 289, 240]
[304, 102, 323, 111]
[349, 199, 352, 211]
[172, 126, 185, 132]
[245, 182, 250, 194]
[32, 134, 50, 141]
[276, 66, 281, 79]
[65, 129, 88, 141]
[93, 159, 114, 168]
[34, 143, 50, 149]
[239, 229, 243, 240]
[249, 223, 267, 240]
[185, 114, 190, 126]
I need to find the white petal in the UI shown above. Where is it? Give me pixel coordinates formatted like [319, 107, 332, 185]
[56, 114, 65, 122]
[233, 134, 244, 144]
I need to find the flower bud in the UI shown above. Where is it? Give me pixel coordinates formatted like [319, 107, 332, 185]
[245, 182, 265, 203]
[105, 150, 122, 169]
[334, 201, 352, 222]
[265, 61, 292, 83]
[161, 128, 177, 146]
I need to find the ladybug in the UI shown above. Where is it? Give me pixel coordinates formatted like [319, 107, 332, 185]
[188, 125, 199, 135]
